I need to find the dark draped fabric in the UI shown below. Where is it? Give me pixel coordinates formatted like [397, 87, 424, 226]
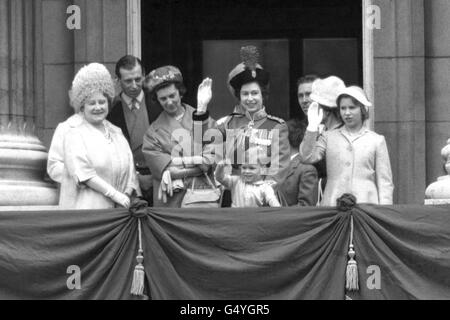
[0, 208, 140, 300]
[348, 204, 450, 300]
[0, 205, 449, 300]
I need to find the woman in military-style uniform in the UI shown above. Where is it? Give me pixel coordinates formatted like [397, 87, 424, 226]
[213, 46, 290, 200]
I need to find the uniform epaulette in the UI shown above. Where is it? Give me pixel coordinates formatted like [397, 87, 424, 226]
[266, 115, 285, 124]
[216, 116, 230, 126]
[216, 113, 243, 126]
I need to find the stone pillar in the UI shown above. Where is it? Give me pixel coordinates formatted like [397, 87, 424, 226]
[0, 0, 57, 205]
[372, 0, 426, 204]
[36, 0, 131, 148]
[36, 0, 131, 149]
[424, 0, 450, 188]
[73, 0, 128, 78]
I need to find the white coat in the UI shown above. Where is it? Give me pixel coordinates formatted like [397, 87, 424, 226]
[58, 119, 138, 209]
[47, 113, 83, 183]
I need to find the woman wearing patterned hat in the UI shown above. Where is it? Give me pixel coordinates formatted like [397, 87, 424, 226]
[300, 85, 394, 205]
[50, 62, 139, 209]
[142, 66, 217, 207]
[213, 46, 290, 187]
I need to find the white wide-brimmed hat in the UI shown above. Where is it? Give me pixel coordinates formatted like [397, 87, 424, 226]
[337, 86, 372, 107]
[309, 76, 346, 108]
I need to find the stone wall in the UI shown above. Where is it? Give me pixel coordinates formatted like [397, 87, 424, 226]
[29, 0, 450, 204]
[372, 0, 450, 204]
[373, 0, 426, 204]
[35, 0, 129, 148]
[424, 0, 450, 190]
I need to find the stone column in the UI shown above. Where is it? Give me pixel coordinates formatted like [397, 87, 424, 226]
[424, 0, 450, 188]
[372, 0, 426, 204]
[37, 0, 131, 150]
[0, 0, 57, 205]
[72, 0, 128, 77]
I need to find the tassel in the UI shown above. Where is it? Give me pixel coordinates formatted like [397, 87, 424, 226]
[131, 249, 145, 296]
[130, 219, 145, 296]
[336, 196, 359, 295]
[345, 244, 359, 291]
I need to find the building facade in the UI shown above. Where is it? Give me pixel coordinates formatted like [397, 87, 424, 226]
[0, 0, 448, 205]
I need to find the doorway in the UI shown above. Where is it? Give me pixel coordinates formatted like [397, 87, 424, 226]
[141, 0, 362, 120]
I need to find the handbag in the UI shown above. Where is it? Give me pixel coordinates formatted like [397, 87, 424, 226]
[181, 173, 223, 208]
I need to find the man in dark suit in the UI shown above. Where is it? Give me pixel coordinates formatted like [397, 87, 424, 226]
[107, 55, 162, 205]
[277, 118, 318, 206]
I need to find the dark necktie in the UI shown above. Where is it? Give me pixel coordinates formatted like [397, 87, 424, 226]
[131, 98, 138, 112]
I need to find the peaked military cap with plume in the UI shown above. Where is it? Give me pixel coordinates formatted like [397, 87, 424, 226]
[227, 46, 270, 97]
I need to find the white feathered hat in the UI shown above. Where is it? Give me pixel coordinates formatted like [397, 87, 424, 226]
[69, 63, 115, 112]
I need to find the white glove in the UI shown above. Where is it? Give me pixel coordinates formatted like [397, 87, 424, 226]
[197, 77, 212, 114]
[112, 192, 131, 208]
[158, 183, 167, 203]
[191, 155, 205, 165]
[307, 102, 324, 132]
[163, 170, 173, 197]
[105, 187, 130, 208]
[158, 170, 173, 203]
[178, 156, 199, 166]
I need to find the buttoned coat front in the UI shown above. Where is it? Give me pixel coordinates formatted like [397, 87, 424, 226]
[299, 127, 394, 206]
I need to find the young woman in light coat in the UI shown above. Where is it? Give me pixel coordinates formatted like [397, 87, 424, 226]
[299, 86, 394, 206]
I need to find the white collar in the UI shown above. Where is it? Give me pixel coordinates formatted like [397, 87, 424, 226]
[290, 153, 299, 161]
[122, 91, 144, 110]
[340, 126, 369, 140]
[66, 113, 83, 127]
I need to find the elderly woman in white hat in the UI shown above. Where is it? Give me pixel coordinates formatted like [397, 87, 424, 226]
[300, 85, 394, 205]
[50, 62, 139, 209]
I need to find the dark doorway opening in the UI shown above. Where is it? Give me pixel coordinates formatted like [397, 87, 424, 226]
[141, 0, 362, 120]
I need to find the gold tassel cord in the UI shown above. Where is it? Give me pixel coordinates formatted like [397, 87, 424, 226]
[130, 218, 145, 296]
[345, 215, 359, 291]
